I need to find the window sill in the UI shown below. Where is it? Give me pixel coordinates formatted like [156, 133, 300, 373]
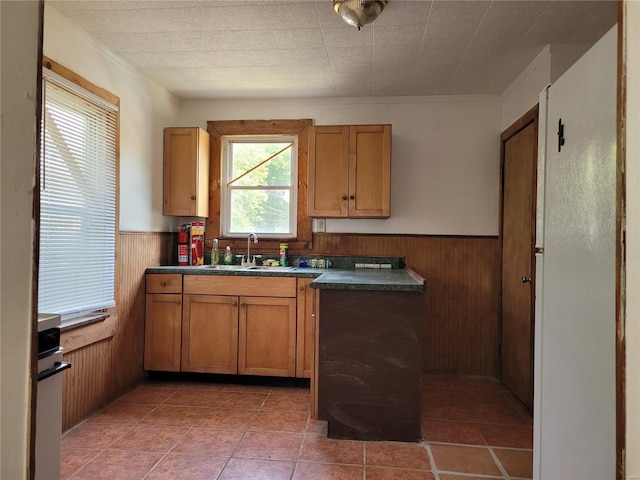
[61, 312, 110, 332]
[61, 314, 118, 354]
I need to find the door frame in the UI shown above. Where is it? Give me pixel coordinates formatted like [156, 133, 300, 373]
[615, 6, 626, 479]
[498, 104, 539, 388]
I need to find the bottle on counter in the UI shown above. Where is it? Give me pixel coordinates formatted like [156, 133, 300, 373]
[224, 245, 233, 265]
[211, 238, 219, 265]
[279, 243, 289, 266]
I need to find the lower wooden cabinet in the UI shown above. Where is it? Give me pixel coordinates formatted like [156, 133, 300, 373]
[144, 294, 182, 372]
[144, 273, 183, 372]
[145, 274, 314, 379]
[239, 297, 297, 377]
[182, 295, 239, 374]
[296, 278, 315, 378]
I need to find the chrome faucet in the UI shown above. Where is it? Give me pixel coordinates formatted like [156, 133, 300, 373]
[243, 233, 258, 267]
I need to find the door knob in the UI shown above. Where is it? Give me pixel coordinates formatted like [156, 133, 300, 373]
[521, 276, 532, 283]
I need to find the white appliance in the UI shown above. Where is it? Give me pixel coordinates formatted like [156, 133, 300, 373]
[534, 26, 617, 479]
[36, 313, 70, 480]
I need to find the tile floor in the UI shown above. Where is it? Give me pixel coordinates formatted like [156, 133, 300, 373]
[61, 375, 533, 480]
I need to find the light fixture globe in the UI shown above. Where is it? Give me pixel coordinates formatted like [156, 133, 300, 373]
[333, 0, 388, 30]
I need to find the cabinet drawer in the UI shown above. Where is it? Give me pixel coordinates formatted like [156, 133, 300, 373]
[146, 274, 182, 293]
[183, 275, 296, 298]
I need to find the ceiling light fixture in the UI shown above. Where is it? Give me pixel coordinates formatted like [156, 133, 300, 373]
[333, 0, 388, 30]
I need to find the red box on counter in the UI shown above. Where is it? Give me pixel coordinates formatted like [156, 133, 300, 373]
[186, 221, 205, 265]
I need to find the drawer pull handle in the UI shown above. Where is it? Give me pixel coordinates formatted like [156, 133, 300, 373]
[160, 281, 166, 287]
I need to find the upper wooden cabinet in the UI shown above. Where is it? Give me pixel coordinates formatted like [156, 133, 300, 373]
[308, 125, 391, 218]
[163, 127, 210, 217]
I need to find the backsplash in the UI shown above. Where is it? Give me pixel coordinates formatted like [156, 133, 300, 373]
[202, 252, 405, 270]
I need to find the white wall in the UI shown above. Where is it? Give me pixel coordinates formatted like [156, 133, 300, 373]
[502, 46, 551, 130]
[502, 42, 595, 132]
[0, 2, 40, 477]
[549, 42, 594, 84]
[43, 4, 181, 232]
[625, 1, 640, 477]
[179, 95, 503, 236]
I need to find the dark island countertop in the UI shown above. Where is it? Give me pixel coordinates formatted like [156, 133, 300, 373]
[304, 267, 424, 292]
[145, 265, 425, 293]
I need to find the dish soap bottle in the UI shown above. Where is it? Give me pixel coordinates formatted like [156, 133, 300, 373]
[224, 245, 233, 265]
[211, 239, 219, 265]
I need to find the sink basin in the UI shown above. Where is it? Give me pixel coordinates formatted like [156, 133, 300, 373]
[244, 265, 298, 272]
[203, 265, 246, 270]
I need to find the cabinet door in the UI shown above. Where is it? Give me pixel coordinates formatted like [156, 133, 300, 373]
[238, 297, 297, 377]
[182, 295, 238, 374]
[308, 125, 349, 217]
[349, 125, 391, 218]
[163, 127, 209, 217]
[296, 278, 315, 378]
[144, 294, 182, 372]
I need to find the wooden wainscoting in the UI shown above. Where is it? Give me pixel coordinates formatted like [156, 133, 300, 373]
[309, 234, 501, 376]
[61, 231, 174, 431]
[62, 339, 113, 432]
[110, 231, 175, 394]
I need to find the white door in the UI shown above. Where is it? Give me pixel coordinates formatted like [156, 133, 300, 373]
[535, 26, 617, 480]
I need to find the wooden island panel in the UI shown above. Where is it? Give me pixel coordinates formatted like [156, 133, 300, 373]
[317, 289, 423, 442]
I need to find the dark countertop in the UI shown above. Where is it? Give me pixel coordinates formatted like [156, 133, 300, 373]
[305, 267, 424, 292]
[145, 265, 425, 293]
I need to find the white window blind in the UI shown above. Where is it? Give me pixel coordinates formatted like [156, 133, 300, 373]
[38, 69, 118, 318]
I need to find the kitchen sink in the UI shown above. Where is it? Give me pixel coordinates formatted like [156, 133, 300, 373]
[203, 265, 246, 270]
[244, 265, 298, 272]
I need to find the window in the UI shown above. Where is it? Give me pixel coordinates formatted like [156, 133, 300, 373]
[221, 136, 297, 238]
[207, 119, 312, 251]
[38, 59, 119, 322]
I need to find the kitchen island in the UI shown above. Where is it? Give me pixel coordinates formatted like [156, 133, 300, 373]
[145, 257, 425, 442]
[309, 268, 425, 442]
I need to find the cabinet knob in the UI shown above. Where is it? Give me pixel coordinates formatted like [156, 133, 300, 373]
[342, 195, 348, 201]
[350, 195, 355, 200]
[521, 276, 532, 283]
[190, 195, 196, 200]
[232, 301, 238, 307]
[175, 300, 181, 305]
[160, 281, 166, 286]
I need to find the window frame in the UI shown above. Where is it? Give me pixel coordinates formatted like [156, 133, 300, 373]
[39, 57, 120, 327]
[207, 120, 313, 253]
[221, 134, 298, 239]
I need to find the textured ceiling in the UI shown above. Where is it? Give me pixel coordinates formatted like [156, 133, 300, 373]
[49, 0, 617, 99]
